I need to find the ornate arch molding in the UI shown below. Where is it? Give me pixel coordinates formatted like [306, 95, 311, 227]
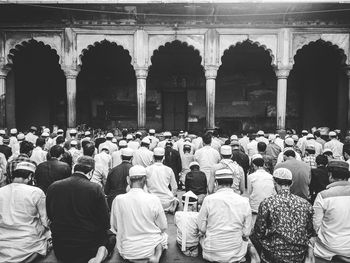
[219, 34, 277, 67]
[148, 34, 205, 67]
[79, 39, 134, 69]
[292, 34, 349, 65]
[6, 38, 61, 69]
[76, 34, 134, 66]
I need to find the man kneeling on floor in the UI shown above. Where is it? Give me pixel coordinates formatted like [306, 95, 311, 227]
[111, 165, 168, 263]
[197, 168, 260, 263]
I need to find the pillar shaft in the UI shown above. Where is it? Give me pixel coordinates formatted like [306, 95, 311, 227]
[205, 66, 218, 130]
[0, 67, 9, 129]
[135, 68, 148, 130]
[345, 68, 350, 129]
[64, 68, 79, 128]
[275, 68, 290, 131]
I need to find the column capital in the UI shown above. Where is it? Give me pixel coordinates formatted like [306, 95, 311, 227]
[135, 67, 148, 79]
[204, 65, 219, 79]
[62, 66, 80, 79]
[275, 65, 292, 79]
[0, 62, 11, 78]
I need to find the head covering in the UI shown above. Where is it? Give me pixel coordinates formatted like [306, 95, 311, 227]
[136, 131, 142, 136]
[17, 133, 25, 141]
[328, 160, 349, 172]
[273, 168, 292, 180]
[119, 140, 128, 147]
[268, 134, 276, 142]
[292, 135, 299, 141]
[285, 137, 294, 147]
[230, 140, 240, 146]
[10, 128, 17, 134]
[112, 138, 117, 143]
[323, 148, 333, 154]
[69, 129, 77, 135]
[154, 147, 165, 156]
[252, 154, 263, 161]
[306, 133, 314, 139]
[85, 131, 91, 136]
[305, 144, 315, 151]
[70, 140, 78, 146]
[302, 130, 308, 135]
[2, 135, 9, 143]
[30, 126, 37, 131]
[15, 161, 36, 173]
[126, 134, 133, 140]
[183, 141, 192, 149]
[215, 168, 233, 179]
[106, 133, 114, 139]
[257, 130, 264, 136]
[230, 135, 238, 141]
[41, 132, 49, 137]
[163, 131, 172, 137]
[220, 145, 232, 155]
[129, 165, 146, 177]
[76, 156, 95, 170]
[121, 147, 134, 157]
[329, 131, 337, 137]
[149, 129, 155, 134]
[0, 129, 5, 135]
[57, 129, 64, 134]
[179, 130, 185, 136]
[141, 137, 151, 145]
[43, 128, 50, 134]
[189, 161, 200, 168]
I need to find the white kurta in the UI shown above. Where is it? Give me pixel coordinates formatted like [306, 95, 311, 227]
[127, 140, 140, 151]
[197, 188, 252, 263]
[174, 211, 199, 247]
[68, 147, 82, 165]
[92, 151, 111, 187]
[0, 183, 51, 263]
[146, 162, 178, 211]
[98, 140, 118, 154]
[194, 145, 221, 182]
[324, 139, 344, 160]
[110, 188, 168, 260]
[111, 150, 123, 168]
[25, 132, 38, 145]
[247, 140, 258, 157]
[30, 146, 47, 165]
[132, 147, 153, 167]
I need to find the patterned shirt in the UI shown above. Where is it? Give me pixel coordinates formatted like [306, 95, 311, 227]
[6, 154, 37, 184]
[253, 188, 316, 263]
[303, 155, 317, 169]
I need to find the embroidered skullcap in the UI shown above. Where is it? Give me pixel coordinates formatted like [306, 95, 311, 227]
[43, 128, 50, 133]
[306, 133, 314, 139]
[230, 135, 238, 141]
[329, 131, 337, 137]
[257, 130, 264, 136]
[112, 138, 117, 143]
[328, 160, 349, 172]
[163, 131, 172, 137]
[302, 130, 308, 135]
[10, 128, 17, 134]
[41, 132, 49, 137]
[220, 145, 232, 155]
[15, 161, 36, 173]
[149, 129, 155, 134]
[285, 137, 294, 147]
[292, 135, 299, 141]
[126, 134, 133, 140]
[215, 168, 233, 179]
[17, 133, 25, 140]
[57, 129, 64, 134]
[129, 165, 146, 177]
[252, 154, 263, 161]
[85, 131, 91, 136]
[119, 140, 127, 147]
[154, 147, 165, 156]
[106, 133, 114, 139]
[189, 161, 199, 168]
[121, 147, 134, 157]
[70, 140, 78, 146]
[141, 137, 150, 145]
[69, 129, 77, 134]
[273, 168, 292, 180]
[30, 126, 37, 131]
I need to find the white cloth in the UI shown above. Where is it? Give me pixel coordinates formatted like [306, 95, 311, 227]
[247, 140, 258, 157]
[197, 188, 252, 263]
[132, 147, 153, 167]
[25, 132, 38, 145]
[30, 146, 47, 165]
[174, 211, 199, 248]
[313, 181, 350, 260]
[211, 138, 222, 152]
[92, 151, 111, 187]
[147, 135, 159, 151]
[68, 147, 82, 165]
[110, 188, 168, 260]
[247, 169, 276, 213]
[239, 136, 250, 154]
[127, 140, 140, 151]
[0, 183, 50, 263]
[194, 145, 221, 182]
[324, 139, 344, 160]
[297, 136, 307, 150]
[0, 152, 7, 186]
[302, 139, 323, 156]
[98, 140, 118, 154]
[256, 136, 269, 146]
[192, 137, 203, 152]
[274, 137, 284, 151]
[9, 136, 18, 154]
[146, 162, 178, 211]
[111, 150, 123, 168]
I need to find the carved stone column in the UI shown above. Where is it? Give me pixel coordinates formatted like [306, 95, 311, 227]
[63, 67, 79, 128]
[345, 67, 350, 129]
[275, 66, 291, 131]
[205, 65, 218, 130]
[135, 67, 148, 130]
[0, 66, 9, 128]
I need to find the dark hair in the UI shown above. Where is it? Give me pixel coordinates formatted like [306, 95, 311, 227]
[141, 142, 149, 148]
[50, 145, 64, 158]
[83, 143, 95, 157]
[135, 133, 141, 139]
[257, 142, 267, 152]
[216, 177, 233, 186]
[329, 167, 350, 180]
[36, 137, 46, 147]
[56, 136, 65, 145]
[316, 155, 328, 166]
[121, 155, 132, 161]
[323, 152, 333, 157]
[74, 164, 93, 174]
[252, 158, 264, 167]
[20, 141, 34, 155]
[221, 154, 231, 159]
[305, 148, 316, 155]
[12, 169, 33, 179]
[284, 149, 296, 158]
[202, 133, 212, 145]
[314, 130, 321, 137]
[154, 155, 163, 161]
[273, 177, 292, 186]
[81, 140, 90, 149]
[122, 129, 128, 137]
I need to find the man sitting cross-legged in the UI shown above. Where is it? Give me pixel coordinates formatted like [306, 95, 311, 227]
[111, 165, 168, 263]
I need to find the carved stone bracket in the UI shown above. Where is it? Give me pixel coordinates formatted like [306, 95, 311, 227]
[204, 65, 219, 79]
[62, 66, 80, 79]
[275, 65, 292, 79]
[134, 67, 148, 79]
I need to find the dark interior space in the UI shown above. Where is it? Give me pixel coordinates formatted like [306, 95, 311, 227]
[147, 40, 205, 133]
[8, 39, 66, 131]
[216, 40, 277, 135]
[77, 40, 136, 129]
[288, 40, 347, 132]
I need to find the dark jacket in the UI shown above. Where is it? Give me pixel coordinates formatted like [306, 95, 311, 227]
[163, 147, 182, 183]
[46, 173, 110, 262]
[185, 169, 207, 195]
[104, 161, 132, 208]
[0, 144, 12, 160]
[35, 158, 71, 194]
[232, 149, 250, 176]
[310, 166, 329, 203]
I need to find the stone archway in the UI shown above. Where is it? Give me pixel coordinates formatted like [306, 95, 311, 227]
[217, 40, 276, 134]
[77, 40, 136, 128]
[147, 40, 205, 132]
[288, 39, 347, 131]
[7, 39, 66, 130]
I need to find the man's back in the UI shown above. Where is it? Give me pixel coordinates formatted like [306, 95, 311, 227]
[132, 146, 153, 167]
[0, 144, 12, 160]
[275, 159, 311, 200]
[35, 159, 71, 194]
[194, 146, 220, 180]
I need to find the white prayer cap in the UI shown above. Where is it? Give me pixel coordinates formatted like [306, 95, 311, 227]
[302, 130, 308, 134]
[41, 132, 49, 137]
[15, 161, 36, 173]
[230, 135, 238, 141]
[329, 131, 337, 137]
[141, 137, 151, 145]
[184, 137, 192, 142]
[163, 131, 172, 137]
[85, 131, 91, 136]
[179, 130, 185, 135]
[106, 133, 114, 139]
[220, 145, 232, 155]
[126, 134, 133, 140]
[136, 131, 142, 136]
[149, 129, 156, 134]
[119, 140, 128, 147]
[57, 129, 64, 134]
[181, 191, 198, 204]
[252, 154, 263, 161]
[257, 130, 264, 136]
[183, 141, 192, 148]
[306, 133, 314, 139]
[0, 129, 5, 135]
[69, 129, 77, 134]
[189, 161, 199, 168]
[43, 128, 50, 133]
[292, 135, 299, 141]
[121, 147, 134, 157]
[154, 147, 165, 156]
[129, 165, 146, 177]
[71, 140, 78, 146]
[284, 137, 294, 147]
[268, 134, 276, 141]
[17, 133, 25, 140]
[323, 148, 333, 154]
[273, 168, 292, 180]
[112, 138, 117, 143]
[10, 128, 17, 134]
[215, 169, 233, 179]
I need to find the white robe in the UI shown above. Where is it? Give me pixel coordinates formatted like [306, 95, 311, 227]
[194, 145, 221, 182]
[132, 147, 153, 167]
